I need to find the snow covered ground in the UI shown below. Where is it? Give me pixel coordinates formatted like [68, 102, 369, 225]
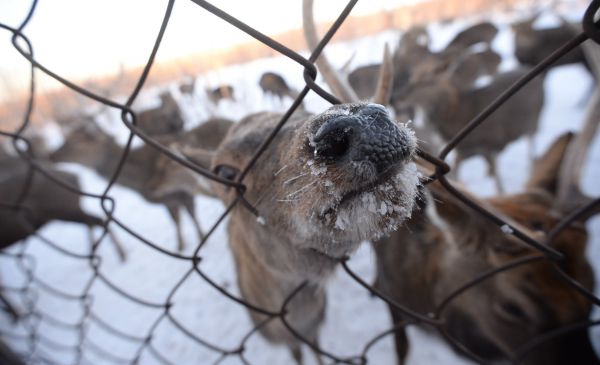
[2, 4, 600, 365]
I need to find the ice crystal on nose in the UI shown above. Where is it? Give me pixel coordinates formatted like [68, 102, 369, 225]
[501, 224, 514, 235]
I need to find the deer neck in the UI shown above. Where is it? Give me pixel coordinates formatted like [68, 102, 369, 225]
[373, 200, 445, 313]
[229, 207, 340, 286]
[227, 211, 328, 316]
[96, 144, 164, 196]
[91, 141, 125, 178]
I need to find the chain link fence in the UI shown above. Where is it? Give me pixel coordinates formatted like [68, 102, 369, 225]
[1, 0, 600, 364]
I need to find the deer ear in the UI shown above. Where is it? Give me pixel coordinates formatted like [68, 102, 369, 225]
[178, 146, 216, 171]
[525, 132, 574, 196]
[448, 49, 501, 88]
[425, 180, 489, 241]
[512, 11, 540, 29]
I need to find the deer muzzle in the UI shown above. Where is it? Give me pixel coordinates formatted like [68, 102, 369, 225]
[311, 103, 414, 176]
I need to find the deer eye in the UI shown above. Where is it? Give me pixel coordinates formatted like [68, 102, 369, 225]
[499, 301, 529, 323]
[530, 220, 544, 231]
[214, 164, 239, 181]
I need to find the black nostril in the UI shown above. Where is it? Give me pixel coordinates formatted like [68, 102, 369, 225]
[313, 117, 355, 160]
[314, 129, 352, 160]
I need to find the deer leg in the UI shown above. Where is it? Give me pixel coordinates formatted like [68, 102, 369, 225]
[87, 225, 95, 251]
[389, 308, 409, 365]
[0, 337, 27, 365]
[290, 345, 304, 365]
[527, 133, 536, 163]
[85, 221, 127, 262]
[182, 196, 205, 244]
[166, 205, 185, 252]
[309, 341, 324, 365]
[450, 153, 463, 180]
[59, 208, 126, 261]
[485, 154, 504, 195]
[105, 227, 127, 262]
[0, 291, 20, 322]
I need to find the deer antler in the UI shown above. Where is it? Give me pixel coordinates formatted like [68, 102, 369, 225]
[372, 44, 394, 105]
[302, 0, 358, 102]
[556, 39, 600, 216]
[302, 0, 395, 105]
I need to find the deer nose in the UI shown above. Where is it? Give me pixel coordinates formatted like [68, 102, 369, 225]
[312, 104, 413, 173]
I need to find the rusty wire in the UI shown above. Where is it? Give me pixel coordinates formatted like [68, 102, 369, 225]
[0, 0, 600, 364]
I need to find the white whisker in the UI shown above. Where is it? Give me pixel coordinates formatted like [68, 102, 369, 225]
[286, 179, 318, 198]
[276, 198, 300, 203]
[283, 172, 308, 186]
[274, 164, 288, 177]
[254, 186, 275, 207]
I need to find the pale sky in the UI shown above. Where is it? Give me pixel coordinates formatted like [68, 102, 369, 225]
[0, 0, 412, 99]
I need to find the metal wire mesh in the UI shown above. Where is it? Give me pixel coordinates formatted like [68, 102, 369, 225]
[1, 0, 599, 364]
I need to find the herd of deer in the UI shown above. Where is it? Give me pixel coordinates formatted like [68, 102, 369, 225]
[1, 3, 600, 365]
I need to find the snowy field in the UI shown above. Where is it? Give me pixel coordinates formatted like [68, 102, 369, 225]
[2, 4, 600, 365]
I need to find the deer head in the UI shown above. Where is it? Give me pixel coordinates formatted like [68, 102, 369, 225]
[374, 71, 599, 362]
[210, 104, 419, 278]
[367, 13, 600, 365]
[419, 130, 598, 364]
[181, 102, 419, 364]
[206, 84, 235, 104]
[259, 72, 294, 98]
[50, 121, 115, 168]
[392, 46, 502, 121]
[444, 21, 499, 55]
[391, 46, 537, 196]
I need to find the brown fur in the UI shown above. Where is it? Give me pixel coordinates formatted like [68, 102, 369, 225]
[209, 103, 419, 363]
[348, 22, 498, 103]
[179, 77, 196, 96]
[136, 91, 185, 137]
[1, 148, 125, 258]
[49, 120, 232, 251]
[374, 133, 598, 364]
[513, 15, 589, 71]
[259, 72, 298, 100]
[206, 85, 235, 104]
[393, 54, 540, 193]
[0, 153, 126, 319]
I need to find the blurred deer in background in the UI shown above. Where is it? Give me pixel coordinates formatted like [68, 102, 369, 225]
[347, 21, 498, 101]
[375, 39, 600, 365]
[512, 12, 590, 73]
[258, 71, 300, 101]
[49, 121, 217, 252]
[444, 21, 498, 54]
[341, 25, 431, 101]
[156, 117, 235, 197]
[375, 130, 599, 365]
[206, 84, 235, 104]
[179, 76, 196, 96]
[0, 150, 125, 259]
[393, 21, 498, 98]
[135, 90, 186, 137]
[392, 48, 538, 194]
[1, 147, 127, 319]
[176, 117, 234, 151]
[51, 65, 126, 135]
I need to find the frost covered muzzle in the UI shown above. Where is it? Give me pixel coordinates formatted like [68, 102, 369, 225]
[298, 103, 420, 244]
